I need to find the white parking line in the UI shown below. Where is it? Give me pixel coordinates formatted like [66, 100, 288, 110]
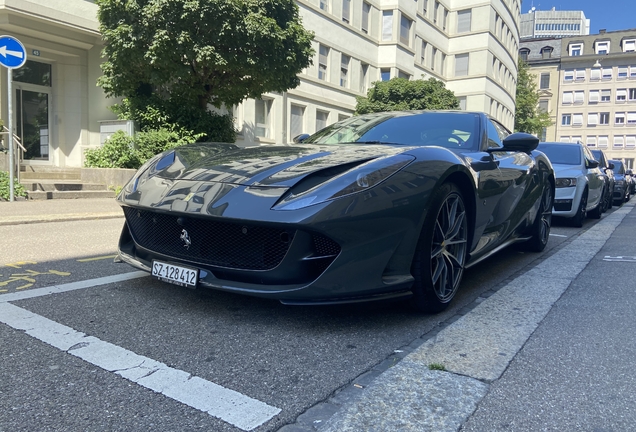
[0, 272, 281, 431]
[549, 233, 568, 237]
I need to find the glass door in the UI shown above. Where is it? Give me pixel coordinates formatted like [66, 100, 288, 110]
[15, 86, 50, 161]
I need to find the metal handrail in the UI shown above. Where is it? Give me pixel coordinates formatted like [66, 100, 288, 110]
[1, 126, 25, 182]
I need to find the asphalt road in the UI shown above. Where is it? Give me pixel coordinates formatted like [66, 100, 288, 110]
[0, 212, 610, 431]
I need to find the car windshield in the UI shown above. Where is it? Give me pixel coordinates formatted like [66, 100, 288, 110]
[610, 161, 624, 174]
[302, 112, 480, 150]
[537, 143, 581, 165]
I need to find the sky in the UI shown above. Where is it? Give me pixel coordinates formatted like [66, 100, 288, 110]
[520, 0, 636, 34]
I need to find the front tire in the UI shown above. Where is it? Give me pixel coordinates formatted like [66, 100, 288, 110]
[588, 189, 604, 219]
[411, 183, 468, 313]
[525, 185, 553, 252]
[571, 190, 587, 228]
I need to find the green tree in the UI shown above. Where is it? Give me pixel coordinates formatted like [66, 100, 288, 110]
[355, 77, 460, 114]
[96, 0, 315, 140]
[514, 59, 552, 135]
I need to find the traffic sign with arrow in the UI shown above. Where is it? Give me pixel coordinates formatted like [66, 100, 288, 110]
[0, 35, 27, 69]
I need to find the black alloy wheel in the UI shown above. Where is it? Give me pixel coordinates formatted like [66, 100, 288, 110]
[571, 190, 588, 228]
[411, 183, 468, 313]
[526, 185, 553, 252]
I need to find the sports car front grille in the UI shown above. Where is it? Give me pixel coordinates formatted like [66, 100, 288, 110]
[123, 207, 296, 271]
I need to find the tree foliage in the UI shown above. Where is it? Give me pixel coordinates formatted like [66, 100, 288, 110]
[355, 78, 460, 114]
[96, 0, 315, 140]
[514, 60, 552, 135]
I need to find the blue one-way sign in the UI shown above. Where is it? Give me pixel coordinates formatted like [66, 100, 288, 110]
[0, 35, 26, 69]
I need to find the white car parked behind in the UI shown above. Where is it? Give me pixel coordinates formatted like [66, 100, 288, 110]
[537, 142, 606, 227]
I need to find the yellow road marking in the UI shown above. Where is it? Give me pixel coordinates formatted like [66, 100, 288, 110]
[4, 261, 37, 269]
[77, 255, 117, 263]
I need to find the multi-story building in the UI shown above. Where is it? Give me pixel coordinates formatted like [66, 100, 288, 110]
[0, 0, 522, 169]
[520, 7, 589, 39]
[518, 37, 562, 141]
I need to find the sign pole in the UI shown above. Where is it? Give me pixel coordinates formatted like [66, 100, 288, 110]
[7, 68, 13, 202]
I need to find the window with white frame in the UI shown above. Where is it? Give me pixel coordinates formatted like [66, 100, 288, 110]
[360, 63, 369, 93]
[316, 110, 329, 132]
[541, 47, 553, 59]
[382, 10, 393, 41]
[562, 114, 571, 125]
[590, 68, 601, 80]
[569, 43, 583, 56]
[589, 90, 600, 102]
[617, 89, 627, 101]
[574, 91, 585, 103]
[614, 136, 625, 148]
[618, 66, 628, 79]
[573, 113, 583, 125]
[624, 39, 636, 52]
[318, 45, 329, 81]
[340, 54, 350, 87]
[255, 99, 272, 138]
[588, 113, 599, 125]
[458, 96, 467, 110]
[560, 136, 571, 143]
[602, 67, 613, 80]
[631, 65, 636, 78]
[421, 40, 427, 65]
[626, 135, 636, 149]
[400, 14, 412, 45]
[538, 100, 549, 113]
[342, 0, 351, 23]
[380, 68, 390, 81]
[290, 105, 305, 139]
[320, 0, 329, 12]
[562, 91, 573, 104]
[455, 53, 469, 77]
[598, 136, 609, 148]
[564, 70, 574, 81]
[457, 9, 471, 33]
[616, 112, 626, 125]
[572, 135, 582, 144]
[628, 112, 636, 125]
[630, 88, 636, 101]
[595, 41, 610, 54]
[575, 70, 586, 81]
[587, 136, 597, 147]
[601, 89, 611, 102]
[361, 2, 371, 33]
[600, 112, 610, 124]
[540, 73, 550, 89]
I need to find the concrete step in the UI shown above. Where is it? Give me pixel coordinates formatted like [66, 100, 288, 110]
[26, 190, 117, 200]
[20, 171, 82, 180]
[21, 180, 110, 192]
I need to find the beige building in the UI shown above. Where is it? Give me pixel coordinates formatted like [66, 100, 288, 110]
[557, 30, 636, 168]
[0, 0, 522, 169]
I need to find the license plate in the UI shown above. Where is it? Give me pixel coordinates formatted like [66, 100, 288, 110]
[151, 260, 198, 288]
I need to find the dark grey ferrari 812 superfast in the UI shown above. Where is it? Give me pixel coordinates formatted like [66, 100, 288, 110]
[117, 111, 555, 312]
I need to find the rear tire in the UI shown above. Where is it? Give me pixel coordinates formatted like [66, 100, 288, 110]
[525, 185, 553, 252]
[411, 183, 468, 313]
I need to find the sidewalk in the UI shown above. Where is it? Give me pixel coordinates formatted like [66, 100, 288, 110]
[0, 198, 123, 226]
[306, 202, 636, 432]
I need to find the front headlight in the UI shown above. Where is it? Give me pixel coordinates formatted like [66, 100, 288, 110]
[273, 154, 415, 210]
[555, 178, 577, 188]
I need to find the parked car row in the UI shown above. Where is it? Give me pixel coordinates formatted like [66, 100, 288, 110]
[536, 141, 633, 227]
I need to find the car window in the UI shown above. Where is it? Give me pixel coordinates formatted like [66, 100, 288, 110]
[537, 143, 582, 165]
[492, 120, 511, 142]
[611, 161, 625, 174]
[486, 120, 503, 149]
[591, 150, 604, 165]
[304, 112, 480, 150]
[583, 147, 596, 166]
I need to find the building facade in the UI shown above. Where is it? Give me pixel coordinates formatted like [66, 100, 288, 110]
[0, 0, 522, 169]
[520, 8, 589, 40]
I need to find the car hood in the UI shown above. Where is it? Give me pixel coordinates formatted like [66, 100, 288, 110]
[149, 142, 419, 187]
[551, 163, 585, 179]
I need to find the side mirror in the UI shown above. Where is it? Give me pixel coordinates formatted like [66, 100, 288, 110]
[587, 159, 599, 169]
[608, 163, 615, 170]
[496, 132, 539, 153]
[293, 133, 310, 144]
[627, 169, 634, 175]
